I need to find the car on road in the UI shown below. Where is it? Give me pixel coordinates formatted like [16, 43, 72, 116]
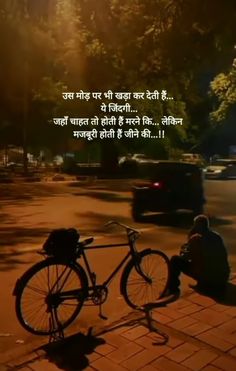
[180, 153, 205, 167]
[119, 153, 158, 176]
[131, 161, 206, 221]
[118, 153, 155, 166]
[204, 158, 236, 179]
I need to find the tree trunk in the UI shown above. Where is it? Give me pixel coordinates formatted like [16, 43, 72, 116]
[100, 140, 119, 176]
[23, 59, 29, 176]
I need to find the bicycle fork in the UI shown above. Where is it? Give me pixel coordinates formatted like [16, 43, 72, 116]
[133, 251, 152, 283]
[135, 263, 152, 283]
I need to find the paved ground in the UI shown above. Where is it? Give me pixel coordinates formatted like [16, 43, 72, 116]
[1, 178, 235, 370]
[3, 276, 236, 371]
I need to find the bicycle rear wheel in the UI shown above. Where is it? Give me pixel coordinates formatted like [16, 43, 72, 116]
[121, 249, 170, 309]
[15, 258, 88, 335]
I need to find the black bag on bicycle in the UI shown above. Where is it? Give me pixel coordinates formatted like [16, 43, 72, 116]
[43, 228, 80, 260]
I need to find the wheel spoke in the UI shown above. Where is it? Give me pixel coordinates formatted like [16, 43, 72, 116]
[16, 260, 86, 335]
[124, 250, 169, 309]
[26, 284, 47, 296]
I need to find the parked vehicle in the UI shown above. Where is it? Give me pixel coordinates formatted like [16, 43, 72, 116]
[5, 162, 24, 171]
[131, 161, 206, 221]
[204, 158, 236, 179]
[119, 153, 155, 166]
[180, 153, 205, 167]
[119, 153, 158, 177]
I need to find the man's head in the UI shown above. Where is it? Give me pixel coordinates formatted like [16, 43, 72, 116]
[193, 214, 209, 234]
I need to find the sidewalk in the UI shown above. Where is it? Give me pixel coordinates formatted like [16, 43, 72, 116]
[3, 278, 236, 371]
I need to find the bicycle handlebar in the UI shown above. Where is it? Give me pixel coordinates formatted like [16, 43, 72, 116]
[105, 220, 140, 238]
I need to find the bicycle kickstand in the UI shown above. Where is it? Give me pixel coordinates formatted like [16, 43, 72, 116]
[48, 308, 65, 343]
[142, 306, 169, 345]
[99, 303, 108, 320]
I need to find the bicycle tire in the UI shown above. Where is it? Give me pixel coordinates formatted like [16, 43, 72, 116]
[15, 258, 88, 335]
[121, 249, 170, 309]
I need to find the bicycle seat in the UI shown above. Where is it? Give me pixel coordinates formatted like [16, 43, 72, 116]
[37, 249, 48, 256]
[79, 237, 94, 248]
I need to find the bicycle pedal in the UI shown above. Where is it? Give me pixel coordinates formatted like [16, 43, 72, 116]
[99, 313, 108, 320]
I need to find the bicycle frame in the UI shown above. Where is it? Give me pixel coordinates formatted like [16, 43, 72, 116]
[81, 242, 132, 289]
[45, 222, 147, 303]
[54, 237, 142, 302]
[79, 223, 141, 289]
[14, 220, 170, 337]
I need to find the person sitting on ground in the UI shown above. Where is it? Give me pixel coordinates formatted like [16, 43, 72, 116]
[168, 214, 230, 297]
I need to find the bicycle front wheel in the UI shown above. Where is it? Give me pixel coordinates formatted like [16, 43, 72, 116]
[15, 258, 88, 335]
[121, 249, 170, 309]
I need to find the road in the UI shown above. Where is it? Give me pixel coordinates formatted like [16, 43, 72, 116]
[0, 179, 235, 358]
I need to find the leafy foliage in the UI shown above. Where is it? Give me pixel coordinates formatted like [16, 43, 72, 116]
[1, 0, 236, 163]
[210, 63, 236, 122]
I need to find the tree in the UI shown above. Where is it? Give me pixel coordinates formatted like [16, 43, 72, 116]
[74, 0, 191, 161]
[210, 60, 236, 122]
[75, 0, 236, 156]
[0, 1, 60, 170]
[2, 0, 236, 171]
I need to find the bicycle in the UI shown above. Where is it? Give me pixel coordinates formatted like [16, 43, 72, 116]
[13, 221, 170, 336]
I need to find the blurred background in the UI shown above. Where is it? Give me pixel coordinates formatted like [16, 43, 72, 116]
[0, 0, 236, 177]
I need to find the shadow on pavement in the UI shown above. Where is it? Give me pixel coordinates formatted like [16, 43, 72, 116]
[41, 328, 105, 371]
[139, 212, 193, 229]
[72, 190, 131, 203]
[0, 248, 35, 271]
[40, 306, 170, 370]
[0, 212, 14, 224]
[139, 212, 232, 230]
[0, 226, 50, 271]
[0, 183, 66, 206]
[192, 282, 236, 306]
[67, 179, 134, 193]
[74, 212, 133, 234]
[221, 283, 236, 306]
[0, 226, 50, 247]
